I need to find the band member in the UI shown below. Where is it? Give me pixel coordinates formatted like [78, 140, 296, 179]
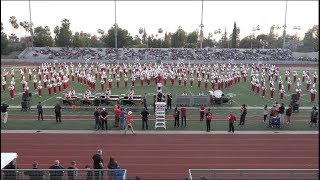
[37, 82, 43, 97]
[184, 76, 187, 86]
[146, 76, 151, 86]
[204, 78, 208, 89]
[310, 84, 317, 103]
[140, 75, 144, 87]
[287, 78, 292, 91]
[313, 72, 318, 84]
[53, 82, 57, 94]
[280, 86, 285, 100]
[57, 81, 62, 92]
[128, 88, 134, 100]
[270, 86, 275, 99]
[28, 69, 32, 80]
[70, 88, 76, 97]
[21, 77, 27, 90]
[65, 90, 71, 99]
[261, 85, 266, 97]
[296, 84, 301, 101]
[124, 74, 128, 88]
[2, 77, 6, 91]
[100, 79, 105, 90]
[108, 76, 113, 89]
[306, 78, 311, 91]
[170, 75, 175, 86]
[178, 75, 182, 85]
[210, 78, 215, 90]
[293, 71, 297, 82]
[197, 77, 202, 88]
[9, 84, 15, 99]
[43, 78, 48, 88]
[47, 83, 52, 95]
[38, 70, 42, 80]
[278, 78, 283, 90]
[131, 75, 136, 87]
[190, 75, 194, 87]
[256, 82, 260, 94]
[116, 75, 120, 88]
[163, 75, 167, 85]
[105, 88, 111, 99]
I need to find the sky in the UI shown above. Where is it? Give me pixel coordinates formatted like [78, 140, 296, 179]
[1, 1, 319, 41]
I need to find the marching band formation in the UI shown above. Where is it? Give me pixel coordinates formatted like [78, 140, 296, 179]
[1, 61, 318, 104]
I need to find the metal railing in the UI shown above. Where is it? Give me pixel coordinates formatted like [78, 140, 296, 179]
[1, 168, 127, 180]
[188, 169, 319, 180]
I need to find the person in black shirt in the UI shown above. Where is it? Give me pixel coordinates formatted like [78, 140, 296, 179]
[48, 160, 64, 180]
[24, 161, 44, 180]
[173, 107, 180, 128]
[54, 103, 62, 123]
[141, 107, 150, 130]
[92, 149, 104, 179]
[167, 94, 173, 110]
[239, 104, 247, 125]
[205, 109, 213, 132]
[1, 103, 9, 124]
[3, 161, 17, 180]
[94, 108, 102, 130]
[37, 102, 44, 121]
[100, 108, 108, 130]
[278, 103, 285, 124]
[67, 161, 78, 180]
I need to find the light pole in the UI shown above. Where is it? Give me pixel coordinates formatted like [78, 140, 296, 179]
[28, 0, 34, 50]
[251, 25, 260, 49]
[114, 0, 118, 59]
[282, 0, 288, 49]
[199, 0, 204, 49]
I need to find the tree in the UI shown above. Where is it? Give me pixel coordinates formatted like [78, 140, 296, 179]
[220, 27, 228, 48]
[239, 35, 259, 48]
[1, 22, 9, 54]
[72, 32, 85, 47]
[267, 25, 280, 48]
[158, 28, 163, 48]
[9, 16, 19, 35]
[171, 26, 186, 48]
[54, 18, 73, 47]
[186, 31, 198, 44]
[302, 25, 319, 52]
[33, 26, 54, 47]
[101, 26, 133, 48]
[231, 22, 237, 48]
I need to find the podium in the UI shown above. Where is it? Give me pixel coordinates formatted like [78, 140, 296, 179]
[155, 102, 166, 129]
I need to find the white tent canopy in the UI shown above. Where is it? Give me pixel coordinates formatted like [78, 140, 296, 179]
[1, 153, 18, 169]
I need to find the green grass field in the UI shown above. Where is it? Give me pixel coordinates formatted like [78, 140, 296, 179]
[1, 66, 319, 108]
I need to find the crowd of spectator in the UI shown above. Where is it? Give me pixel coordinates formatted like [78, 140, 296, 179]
[27, 47, 318, 62]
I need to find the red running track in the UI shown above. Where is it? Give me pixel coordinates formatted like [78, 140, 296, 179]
[1, 133, 318, 179]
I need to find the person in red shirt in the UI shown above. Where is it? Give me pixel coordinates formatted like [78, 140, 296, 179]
[180, 106, 187, 127]
[228, 111, 236, 133]
[124, 111, 135, 135]
[199, 104, 205, 121]
[114, 105, 121, 127]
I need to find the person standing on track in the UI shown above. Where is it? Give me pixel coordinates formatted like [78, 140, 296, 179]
[92, 149, 104, 179]
[199, 104, 205, 121]
[94, 108, 102, 130]
[239, 104, 247, 126]
[180, 105, 187, 127]
[114, 105, 120, 127]
[1, 103, 9, 124]
[310, 106, 318, 127]
[124, 111, 135, 135]
[205, 108, 213, 132]
[37, 102, 44, 121]
[285, 105, 293, 125]
[141, 107, 150, 130]
[263, 105, 268, 123]
[54, 103, 62, 123]
[119, 107, 126, 129]
[100, 108, 108, 130]
[173, 107, 180, 128]
[228, 111, 236, 133]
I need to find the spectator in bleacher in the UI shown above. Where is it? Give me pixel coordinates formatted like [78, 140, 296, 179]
[84, 165, 93, 180]
[24, 161, 44, 180]
[141, 107, 150, 130]
[180, 106, 187, 127]
[37, 102, 44, 121]
[92, 149, 104, 179]
[48, 160, 64, 180]
[67, 161, 78, 180]
[107, 156, 120, 179]
[3, 160, 17, 180]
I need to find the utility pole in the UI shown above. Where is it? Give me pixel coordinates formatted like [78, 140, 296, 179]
[199, 0, 204, 49]
[114, 0, 118, 59]
[28, 0, 34, 50]
[282, 0, 288, 49]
